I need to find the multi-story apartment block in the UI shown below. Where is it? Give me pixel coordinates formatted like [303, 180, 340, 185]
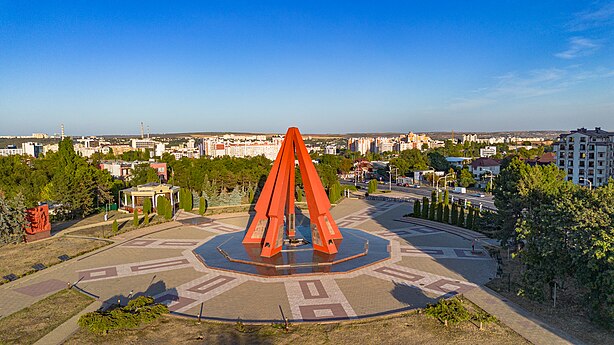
[553, 127, 614, 187]
[0, 142, 44, 158]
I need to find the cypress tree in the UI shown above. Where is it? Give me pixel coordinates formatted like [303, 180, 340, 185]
[112, 219, 118, 235]
[451, 203, 458, 225]
[421, 197, 429, 219]
[182, 190, 193, 212]
[429, 199, 436, 220]
[414, 200, 421, 217]
[199, 196, 206, 215]
[143, 198, 152, 214]
[443, 204, 450, 223]
[133, 210, 139, 227]
[430, 190, 437, 204]
[443, 190, 450, 206]
[296, 187, 303, 202]
[164, 199, 172, 220]
[156, 196, 166, 216]
[436, 203, 443, 222]
[458, 206, 465, 228]
[143, 210, 149, 225]
[466, 207, 474, 229]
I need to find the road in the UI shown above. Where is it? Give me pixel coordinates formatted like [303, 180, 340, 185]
[342, 180, 497, 210]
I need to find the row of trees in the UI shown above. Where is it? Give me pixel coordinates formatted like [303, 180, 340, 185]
[491, 157, 614, 326]
[412, 190, 479, 230]
[0, 138, 117, 219]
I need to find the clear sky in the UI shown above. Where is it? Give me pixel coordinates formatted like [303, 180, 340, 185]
[1, 1, 613, 135]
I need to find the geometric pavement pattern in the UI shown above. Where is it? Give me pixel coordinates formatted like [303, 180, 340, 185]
[20, 201, 492, 322]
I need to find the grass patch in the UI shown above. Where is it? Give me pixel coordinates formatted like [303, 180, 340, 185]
[66, 307, 526, 345]
[0, 288, 93, 345]
[0, 237, 110, 285]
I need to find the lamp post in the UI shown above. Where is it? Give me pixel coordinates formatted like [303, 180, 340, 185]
[388, 165, 398, 192]
[579, 177, 592, 190]
[483, 168, 494, 194]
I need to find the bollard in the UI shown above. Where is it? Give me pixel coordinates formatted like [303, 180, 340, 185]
[198, 302, 204, 323]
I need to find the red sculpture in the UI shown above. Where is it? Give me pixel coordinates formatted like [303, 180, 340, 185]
[243, 127, 343, 257]
[24, 204, 52, 242]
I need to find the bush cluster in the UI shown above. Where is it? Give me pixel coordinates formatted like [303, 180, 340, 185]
[78, 296, 168, 335]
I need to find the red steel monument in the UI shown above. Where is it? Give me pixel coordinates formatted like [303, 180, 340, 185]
[242, 127, 343, 257]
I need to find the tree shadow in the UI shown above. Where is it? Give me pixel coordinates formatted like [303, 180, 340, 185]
[101, 276, 177, 311]
[390, 281, 437, 308]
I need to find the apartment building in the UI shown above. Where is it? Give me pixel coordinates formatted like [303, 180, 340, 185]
[553, 127, 614, 187]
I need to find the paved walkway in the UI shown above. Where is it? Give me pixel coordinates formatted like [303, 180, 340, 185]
[0, 199, 583, 344]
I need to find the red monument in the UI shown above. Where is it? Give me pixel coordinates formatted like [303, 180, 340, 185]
[243, 127, 343, 257]
[24, 204, 52, 242]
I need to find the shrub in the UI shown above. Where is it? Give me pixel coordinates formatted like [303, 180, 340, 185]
[429, 200, 436, 220]
[436, 203, 443, 222]
[443, 190, 450, 205]
[164, 201, 173, 220]
[458, 207, 465, 228]
[199, 196, 206, 215]
[443, 204, 450, 223]
[367, 179, 378, 194]
[78, 296, 168, 335]
[421, 197, 429, 219]
[465, 207, 474, 229]
[133, 210, 139, 227]
[156, 196, 166, 215]
[112, 219, 118, 235]
[413, 200, 421, 218]
[431, 190, 437, 204]
[296, 187, 303, 202]
[143, 198, 152, 214]
[424, 296, 470, 326]
[143, 211, 149, 225]
[451, 203, 458, 225]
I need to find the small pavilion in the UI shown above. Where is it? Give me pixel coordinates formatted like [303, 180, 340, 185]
[119, 182, 180, 213]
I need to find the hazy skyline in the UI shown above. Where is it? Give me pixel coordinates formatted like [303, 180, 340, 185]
[1, 1, 613, 136]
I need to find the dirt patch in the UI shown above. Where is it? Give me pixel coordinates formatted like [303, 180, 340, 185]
[66, 309, 526, 345]
[487, 248, 614, 345]
[0, 288, 93, 344]
[0, 237, 110, 284]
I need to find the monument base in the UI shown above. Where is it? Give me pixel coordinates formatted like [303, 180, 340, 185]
[24, 230, 51, 242]
[193, 227, 391, 277]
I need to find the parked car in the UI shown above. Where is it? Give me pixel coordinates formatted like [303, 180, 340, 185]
[472, 193, 486, 197]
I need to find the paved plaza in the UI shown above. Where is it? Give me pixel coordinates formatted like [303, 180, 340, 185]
[0, 198, 498, 323]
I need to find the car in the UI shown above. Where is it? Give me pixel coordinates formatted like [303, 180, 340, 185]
[412, 184, 421, 188]
[472, 193, 486, 197]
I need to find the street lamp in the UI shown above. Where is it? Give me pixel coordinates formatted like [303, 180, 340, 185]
[579, 177, 592, 190]
[436, 172, 455, 191]
[388, 165, 398, 191]
[483, 168, 495, 194]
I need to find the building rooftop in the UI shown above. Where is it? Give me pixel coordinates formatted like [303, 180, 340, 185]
[560, 127, 613, 139]
[470, 157, 500, 169]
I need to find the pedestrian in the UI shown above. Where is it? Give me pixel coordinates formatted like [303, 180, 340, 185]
[471, 239, 476, 253]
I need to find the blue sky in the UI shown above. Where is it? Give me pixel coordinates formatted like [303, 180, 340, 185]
[1, 1, 613, 135]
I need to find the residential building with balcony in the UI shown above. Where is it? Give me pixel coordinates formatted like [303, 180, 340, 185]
[553, 127, 614, 187]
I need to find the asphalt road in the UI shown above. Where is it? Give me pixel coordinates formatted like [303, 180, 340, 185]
[342, 180, 497, 210]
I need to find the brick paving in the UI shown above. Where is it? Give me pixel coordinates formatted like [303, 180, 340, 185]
[0, 198, 579, 344]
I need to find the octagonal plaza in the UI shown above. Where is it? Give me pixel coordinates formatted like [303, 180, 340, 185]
[2, 198, 497, 323]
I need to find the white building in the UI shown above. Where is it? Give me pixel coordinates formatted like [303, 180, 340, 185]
[0, 142, 43, 158]
[553, 127, 614, 187]
[479, 146, 497, 157]
[325, 145, 336, 155]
